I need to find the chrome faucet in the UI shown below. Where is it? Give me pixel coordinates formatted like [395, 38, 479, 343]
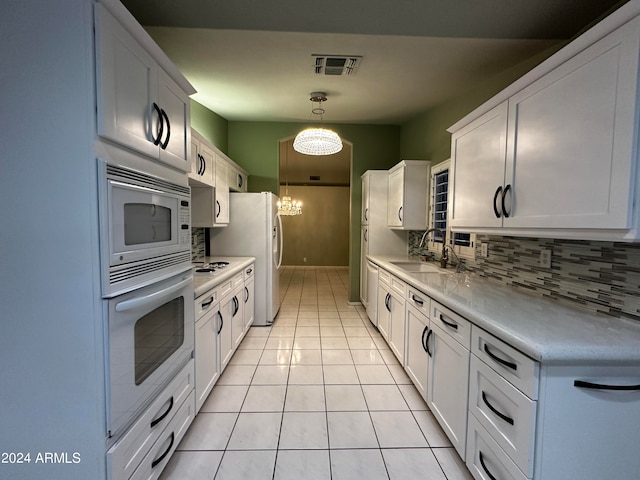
[419, 228, 448, 268]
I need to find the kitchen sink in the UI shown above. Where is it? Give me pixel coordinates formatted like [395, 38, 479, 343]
[390, 261, 450, 273]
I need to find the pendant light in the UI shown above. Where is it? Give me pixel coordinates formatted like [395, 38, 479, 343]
[293, 92, 343, 156]
[278, 143, 302, 216]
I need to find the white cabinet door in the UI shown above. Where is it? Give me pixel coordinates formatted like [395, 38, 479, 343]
[95, 5, 191, 172]
[218, 294, 234, 370]
[231, 285, 245, 349]
[504, 19, 640, 230]
[195, 309, 220, 412]
[405, 304, 430, 401]
[157, 69, 190, 172]
[388, 289, 406, 364]
[360, 226, 368, 306]
[450, 102, 508, 230]
[377, 282, 391, 341]
[95, 4, 159, 160]
[214, 155, 230, 225]
[189, 133, 215, 186]
[387, 166, 404, 228]
[244, 276, 255, 331]
[361, 173, 371, 225]
[427, 322, 470, 457]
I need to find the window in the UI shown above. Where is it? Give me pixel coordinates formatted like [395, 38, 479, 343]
[426, 160, 475, 259]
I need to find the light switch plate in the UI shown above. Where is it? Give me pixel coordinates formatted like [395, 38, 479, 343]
[480, 243, 488, 258]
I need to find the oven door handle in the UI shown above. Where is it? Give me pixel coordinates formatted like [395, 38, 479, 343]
[115, 278, 192, 313]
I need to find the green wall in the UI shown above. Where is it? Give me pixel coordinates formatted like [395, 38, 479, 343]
[190, 100, 229, 153]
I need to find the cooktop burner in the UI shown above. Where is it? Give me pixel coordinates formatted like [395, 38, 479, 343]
[194, 261, 230, 274]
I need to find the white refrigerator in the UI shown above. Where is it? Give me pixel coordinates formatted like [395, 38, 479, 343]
[210, 192, 282, 326]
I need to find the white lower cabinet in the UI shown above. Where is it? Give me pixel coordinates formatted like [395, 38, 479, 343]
[231, 272, 245, 348]
[107, 360, 195, 480]
[377, 276, 391, 341]
[129, 390, 195, 480]
[404, 299, 430, 401]
[243, 265, 255, 330]
[377, 270, 406, 362]
[427, 321, 470, 457]
[468, 355, 537, 477]
[195, 291, 220, 412]
[374, 262, 640, 480]
[466, 413, 528, 480]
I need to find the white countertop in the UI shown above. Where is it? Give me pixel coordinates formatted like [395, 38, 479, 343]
[368, 255, 640, 365]
[193, 256, 255, 298]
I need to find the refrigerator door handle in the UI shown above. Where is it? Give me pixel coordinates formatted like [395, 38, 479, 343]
[275, 212, 283, 269]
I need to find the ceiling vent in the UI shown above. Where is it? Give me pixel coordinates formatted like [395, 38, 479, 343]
[312, 55, 362, 76]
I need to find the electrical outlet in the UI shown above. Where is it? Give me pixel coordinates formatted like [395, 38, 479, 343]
[539, 249, 552, 268]
[303, 257, 307, 263]
[480, 243, 488, 258]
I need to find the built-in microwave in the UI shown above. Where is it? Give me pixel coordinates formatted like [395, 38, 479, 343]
[98, 159, 192, 297]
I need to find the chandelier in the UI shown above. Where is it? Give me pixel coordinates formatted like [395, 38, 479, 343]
[277, 194, 302, 216]
[278, 142, 302, 216]
[293, 92, 343, 156]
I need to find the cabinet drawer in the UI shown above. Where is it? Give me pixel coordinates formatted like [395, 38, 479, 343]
[218, 277, 234, 299]
[432, 301, 471, 349]
[466, 413, 528, 480]
[129, 391, 196, 480]
[243, 264, 254, 281]
[472, 326, 539, 399]
[379, 268, 391, 285]
[232, 272, 244, 286]
[195, 288, 219, 322]
[389, 274, 407, 297]
[107, 360, 194, 480]
[469, 355, 536, 477]
[407, 287, 430, 317]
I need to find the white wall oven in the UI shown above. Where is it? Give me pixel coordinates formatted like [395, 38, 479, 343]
[106, 269, 194, 442]
[98, 159, 192, 297]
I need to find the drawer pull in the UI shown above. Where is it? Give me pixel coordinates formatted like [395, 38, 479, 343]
[479, 451, 498, 480]
[412, 295, 424, 306]
[150, 396, 174, 428]
[574, 380, 640, 391]
[484, 344, 517, 371]
[421, 325, 429, 354]
[425, 329, 433, 357]
[482, 391, 514, 425]
[201, 296, 214, 309]
[151, 432, 174, 469]
[439, 314, 458, 330]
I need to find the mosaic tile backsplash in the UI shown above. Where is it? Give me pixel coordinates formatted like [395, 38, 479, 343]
[409, 232, 640, 321]
[191, 228, 206, 263]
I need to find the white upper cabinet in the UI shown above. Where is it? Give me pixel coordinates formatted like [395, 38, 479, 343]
[387, 160, 430, 230]
[95, 4, 193, 173]
[449, 9, 640, 241]
[215, 154, 230, 225]
[450, 102, 508, 229]
[189, 130, 215, 186]
[504, 20, 639, 231]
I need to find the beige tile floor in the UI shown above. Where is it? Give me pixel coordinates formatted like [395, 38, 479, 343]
[160, 266, 473, 480]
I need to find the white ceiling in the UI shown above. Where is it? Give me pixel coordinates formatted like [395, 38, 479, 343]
[121, 0, 625, 125]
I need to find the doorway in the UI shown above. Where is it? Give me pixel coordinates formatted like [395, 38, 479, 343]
[278, 137, 352, 267]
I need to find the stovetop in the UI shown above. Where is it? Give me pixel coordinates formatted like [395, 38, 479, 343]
[193, 261, 230, 275]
